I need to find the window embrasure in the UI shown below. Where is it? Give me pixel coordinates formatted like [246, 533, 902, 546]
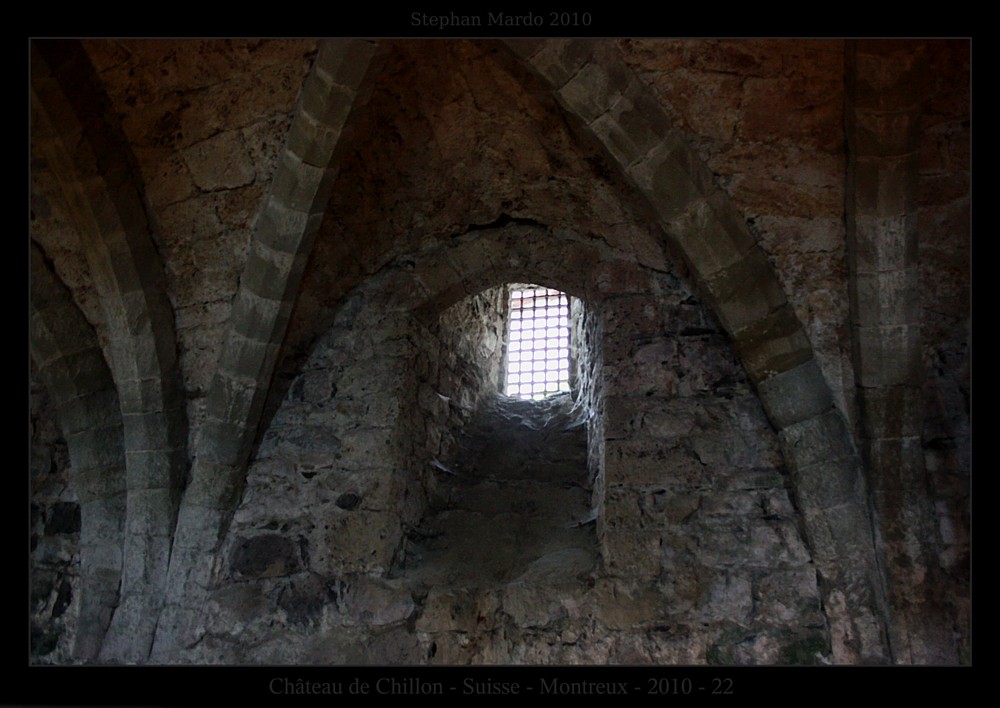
[503, 285, 571, 400]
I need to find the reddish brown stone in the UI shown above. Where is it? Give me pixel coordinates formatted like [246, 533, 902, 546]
[685, 40, 784, 77]
[732, 176, 843, 219]
[850, 109, 922, 158]
[848, 43, 928, 112]
[739, 75, 843, 151]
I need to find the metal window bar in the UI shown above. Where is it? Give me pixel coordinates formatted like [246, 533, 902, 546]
[505, 286, 571, 400]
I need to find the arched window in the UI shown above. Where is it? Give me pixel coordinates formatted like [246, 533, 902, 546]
[503, 285, 571, 399]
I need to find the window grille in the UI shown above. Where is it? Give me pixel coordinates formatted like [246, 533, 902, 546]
[504, 286, 571, 400]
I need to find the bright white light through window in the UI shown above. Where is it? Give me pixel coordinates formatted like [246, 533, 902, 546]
[504, 286, 571, 400]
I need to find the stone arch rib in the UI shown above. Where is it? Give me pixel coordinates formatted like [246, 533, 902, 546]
[30, 242, 126, 661]
[152, 39, 382, 659]
[31, 40, 188, 662]
[501, 39, 893, 663]
[845, 40, 948, 662]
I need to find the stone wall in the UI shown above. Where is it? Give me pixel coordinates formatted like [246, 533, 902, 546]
[617, 40, 856, 429]
[597, 269, 826, 663]
[200, 285, 419, 661]
[28, 38, 969, 666]
[918, 40, 970, 662]
[571, 294, 606, 537]
[30, 371, 80, 663]
[190, 278, 509, 662]
[412, 285, 508, 536]
[82, 40, 317, 450]
[428, 286, 508, 460]
[170, 243, 827, 663]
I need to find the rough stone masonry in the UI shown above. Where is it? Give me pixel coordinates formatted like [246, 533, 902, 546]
[30, 38, 969, 665]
